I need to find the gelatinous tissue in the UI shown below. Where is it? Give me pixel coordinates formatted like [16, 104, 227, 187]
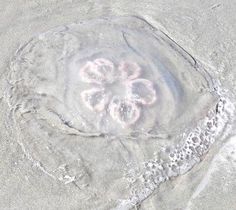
[4, 16, 235, 209]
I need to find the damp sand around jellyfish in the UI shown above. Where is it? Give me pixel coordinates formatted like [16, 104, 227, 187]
[4, 16, 235, 209]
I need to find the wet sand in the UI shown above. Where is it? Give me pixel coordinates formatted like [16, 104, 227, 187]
[0, 1, 236, 210]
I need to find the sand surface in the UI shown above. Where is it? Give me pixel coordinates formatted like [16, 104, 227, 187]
[0, 1, 236, 210]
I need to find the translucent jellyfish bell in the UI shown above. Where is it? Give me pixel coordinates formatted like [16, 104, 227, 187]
[5, 16, 228, 210]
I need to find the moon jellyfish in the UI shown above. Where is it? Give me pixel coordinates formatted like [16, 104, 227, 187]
[4, 16, 234, 209]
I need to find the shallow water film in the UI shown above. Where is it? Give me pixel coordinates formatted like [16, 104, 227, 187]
[3, 15, 235, 209]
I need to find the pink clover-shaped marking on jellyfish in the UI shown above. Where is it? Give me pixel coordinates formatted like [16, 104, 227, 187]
[126, 78, 157, 105]
[79, 58, 157, 126]
[108, 96, 141, 127]
[79, 58, 115, 84]
[118, 61, 141, 81]
[80, 87, 110, 112]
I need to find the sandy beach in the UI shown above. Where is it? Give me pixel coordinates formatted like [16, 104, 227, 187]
[0, 1, 236, 210]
